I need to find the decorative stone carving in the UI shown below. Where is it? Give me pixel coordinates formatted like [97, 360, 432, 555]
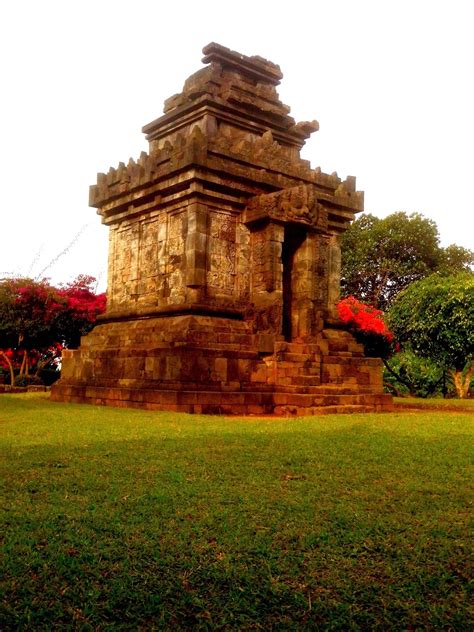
[207, 212, 236, 295]
[244, 185, 328, 230]
[52, 43, 392, 415]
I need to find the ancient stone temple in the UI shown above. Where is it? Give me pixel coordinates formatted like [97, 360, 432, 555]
[51, 43, 392, 415]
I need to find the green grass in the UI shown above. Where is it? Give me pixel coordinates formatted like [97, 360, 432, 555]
[1, 394, 472, 630]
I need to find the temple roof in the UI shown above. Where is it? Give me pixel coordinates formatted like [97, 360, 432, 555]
[201, 42, 283, 86]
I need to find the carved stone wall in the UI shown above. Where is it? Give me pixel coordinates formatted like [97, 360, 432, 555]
[207, 211, 237, 296]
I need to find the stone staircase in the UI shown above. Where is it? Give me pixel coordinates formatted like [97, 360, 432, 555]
[274, 341, 322, 388]
[267, 331, 392, 415]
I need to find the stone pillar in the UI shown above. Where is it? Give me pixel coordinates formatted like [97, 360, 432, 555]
[307, 231, 325, 334]
[157, 213, 168, 300]
[250, 221, 284, 335]
[107, 226, 117, 310]
[292, 231, 317, 339]
[327, 233, 342, 319]
[185, 203, 208, 294]
[264, 222, 284, 293]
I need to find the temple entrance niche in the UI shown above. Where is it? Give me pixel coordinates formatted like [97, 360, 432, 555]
[282, 223, 307, 341]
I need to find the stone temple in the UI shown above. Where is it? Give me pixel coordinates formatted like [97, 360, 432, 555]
[51, 43, 393, 415]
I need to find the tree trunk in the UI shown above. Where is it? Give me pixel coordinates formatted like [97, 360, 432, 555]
[450, 364, 473, 399]
[18, 350, 31, 376]
[383, 381, 404, 397]
[0, 351, 15, 386]
[382, 358, 416, 395]
[19, 352, 26, 376]
[19, 350, 31, 376]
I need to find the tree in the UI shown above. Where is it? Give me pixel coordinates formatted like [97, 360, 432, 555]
[383, 349, 446, 398]
[438, 244, 474, 274]
[0, 276, 105, 385]
[388, 272, 474, 398]
[56, 275, 106, 348]
[341, 212, 473, 309]
[0, 278, 63, 378]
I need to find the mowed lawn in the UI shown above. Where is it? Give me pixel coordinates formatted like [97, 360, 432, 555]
[1, 394, 472, 630]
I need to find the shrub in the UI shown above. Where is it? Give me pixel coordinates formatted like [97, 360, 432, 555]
[38, 368, 61, 386]
[337, 296, 393, 358]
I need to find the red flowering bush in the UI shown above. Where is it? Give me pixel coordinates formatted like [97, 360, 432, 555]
[0, 275, 106, 385]
[337, 296, 394, 358]
[56, 276, 106, 348]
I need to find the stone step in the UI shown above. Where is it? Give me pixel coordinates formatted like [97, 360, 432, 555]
[322, 355, 381, 366]
[275, 360, 320, 369]
[321, 328, 354, 340]
[276, 352, 316, 362]
[274, 342, 322, 354]
[53, 382, 393, 415]
[275, 384, 374, 395]
[274, 340, 365, 358]
[325, 342, 349, 352]
[275, 372, 321, 384]
[286, 375, 322, 386]
[325, 345, 364, 355]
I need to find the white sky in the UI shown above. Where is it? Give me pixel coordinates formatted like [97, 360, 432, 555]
[1, 0, 473, 291]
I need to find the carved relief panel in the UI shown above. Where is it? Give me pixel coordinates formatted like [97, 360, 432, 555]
[108, 222, 140, 308]
[166, 212, 186, 304]
[206, 211, 236, 296]
[136, 218, 159, 307]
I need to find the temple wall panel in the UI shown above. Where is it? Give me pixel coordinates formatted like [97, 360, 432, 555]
[166, 211, 186, 304]
[136, 218, 159, 307]
[236, 222, 251, 301]
[108, 222, 140, 308]
[206, 211, 237, 297]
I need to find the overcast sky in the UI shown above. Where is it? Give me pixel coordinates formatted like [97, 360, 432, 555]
[1, 0, 473, 290]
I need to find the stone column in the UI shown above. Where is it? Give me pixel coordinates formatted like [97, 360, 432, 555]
[264, 222, 284, 293]
[185, 203, 208, 296]
[249, 221, 284, 335]
[292, 231, 317, 339]
[106, 226, 117, 311]
[156, 214, 168, 301]
[327, 233, 342, 319]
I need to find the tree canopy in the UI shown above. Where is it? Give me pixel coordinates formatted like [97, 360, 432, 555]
[0, 275, 105, 385]
[341, 212, 473, 309]
[388, 272, 474, 398]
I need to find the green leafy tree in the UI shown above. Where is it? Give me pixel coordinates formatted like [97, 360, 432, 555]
[341, 212, 473, 309]
[388, 272, 474, 398]
[438, 244, 474, 274]
[383, 349, 446, 398]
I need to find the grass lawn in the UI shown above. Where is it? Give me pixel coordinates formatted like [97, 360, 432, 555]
[1, 394, 472, 630]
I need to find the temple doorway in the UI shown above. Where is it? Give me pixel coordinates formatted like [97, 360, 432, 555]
[281, 224, 306, 341]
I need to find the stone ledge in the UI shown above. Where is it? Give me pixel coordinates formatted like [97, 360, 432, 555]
[51, 385, 393, 415]
[0, 385, 51, 393]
